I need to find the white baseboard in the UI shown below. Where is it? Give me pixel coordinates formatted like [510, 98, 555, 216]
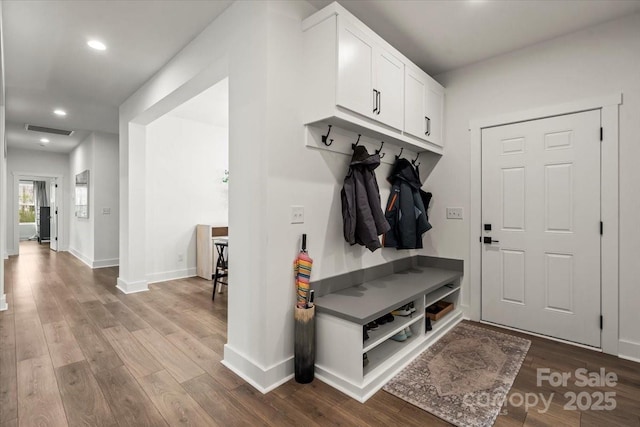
[147, 268, 197, 284]
[69, 247, 94, 268]
[222, 344, 294, 393]
[93, 258, 119, 268]
[116, 277, 149, 294]
[619, 339, 640, 363]
[460, 303, 476, 321]
[0, 294, 7, 311]
[69, 248, 119, 269]
[7, 248, 17, 256]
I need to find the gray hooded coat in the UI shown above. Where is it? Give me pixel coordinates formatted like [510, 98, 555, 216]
[341, 146, 391, 252]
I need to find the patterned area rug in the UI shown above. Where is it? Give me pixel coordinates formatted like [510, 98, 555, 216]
[383, 322, 531, 427]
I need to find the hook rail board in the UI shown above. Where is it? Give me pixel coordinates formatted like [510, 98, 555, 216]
[303, 115, 443, 157]
[305, 125, 422, 166]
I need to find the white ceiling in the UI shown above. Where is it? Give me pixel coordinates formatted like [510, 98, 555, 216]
[4, 0, 640, 153]
[167, 78, 229, 128]
[309, 0, 640, 76]
[3, 0, 232, 153]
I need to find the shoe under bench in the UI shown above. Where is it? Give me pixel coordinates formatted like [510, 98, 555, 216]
[311, 256, 463, 402]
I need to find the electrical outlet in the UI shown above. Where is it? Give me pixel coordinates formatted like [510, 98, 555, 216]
[446, 207, 463, 219]
[177, 253, 184, 262]
[291, 206, 304, 224]
[102, 207, 111, 215]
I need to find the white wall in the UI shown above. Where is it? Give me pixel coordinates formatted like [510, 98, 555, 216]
[93, 132, 119, 265]
[69, 131, 119, 267]
[430, 13, 640, 360]
[145, 115, 228, 283]
[119, 0, 276, 390]
[18, 223, 35, 240]
[69, 134, 94, 263]
[0, 105, 5, 311]
[6, 147, 70, 255]
[0, 2, 5, 310]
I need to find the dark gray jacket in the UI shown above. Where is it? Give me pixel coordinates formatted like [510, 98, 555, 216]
[383, 158, 432, 249]
[341, 146, 391, 252]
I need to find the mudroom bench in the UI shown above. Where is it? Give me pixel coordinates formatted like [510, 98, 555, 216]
[311, 256, 463, 402]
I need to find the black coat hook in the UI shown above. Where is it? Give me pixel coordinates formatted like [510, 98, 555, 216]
[412, 152, 421, 168]
[351, 134, 361, 150]
[376, 141, 385, 159]
[321, 125, 333, 146]
[396, 147, 404, 159]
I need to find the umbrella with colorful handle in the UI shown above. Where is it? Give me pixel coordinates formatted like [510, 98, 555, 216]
[293, 234, 313, 308]
[293, 233, 315, 383]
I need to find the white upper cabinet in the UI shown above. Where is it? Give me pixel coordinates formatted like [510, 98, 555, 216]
[336, 18, 404, 131]
[404, 68, 427, 141]
[404, 66, 444, 147]
[302, 2, 444, 154]
[336, 22, 375, 119]
[374, 48, 404, 131]
[425, 81, 444, 147]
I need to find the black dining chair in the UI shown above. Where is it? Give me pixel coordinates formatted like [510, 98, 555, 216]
[212, 240, 228, 300]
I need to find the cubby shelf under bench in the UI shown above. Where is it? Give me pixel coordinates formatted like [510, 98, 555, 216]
[311, 256, 463, 402]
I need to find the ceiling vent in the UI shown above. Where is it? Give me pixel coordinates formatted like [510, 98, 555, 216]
[25, 124, 74, 136]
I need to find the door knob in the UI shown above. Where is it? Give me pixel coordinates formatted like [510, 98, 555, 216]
[483, 237, 500, 244]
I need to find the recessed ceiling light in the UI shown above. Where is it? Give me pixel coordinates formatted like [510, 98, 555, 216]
[53, 109, 67, 116]
[40, 138, 50, 143]
[87, 40, 107, 51]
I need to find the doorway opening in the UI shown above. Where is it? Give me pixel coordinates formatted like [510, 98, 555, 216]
[144, 77, 229, 287]
[18, 181, 37, 242]
[13, 173, 61, 256]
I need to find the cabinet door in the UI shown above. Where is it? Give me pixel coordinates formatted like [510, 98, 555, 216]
[374, 48, 404, 130]
[337, 19, 375, 119]
[404, 67, 427, 140]
[425, 82, 444, 147]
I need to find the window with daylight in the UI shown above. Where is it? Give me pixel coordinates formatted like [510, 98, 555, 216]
[19, 181, 36, 223]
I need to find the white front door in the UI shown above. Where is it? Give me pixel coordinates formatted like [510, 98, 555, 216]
[49, 179, 58, 251]
[481, 110, 601, 348]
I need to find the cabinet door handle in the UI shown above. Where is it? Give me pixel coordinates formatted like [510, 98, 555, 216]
[425, 116, 431, 136]
[377, 91, 381, 115]
[373, 89, 379, 113]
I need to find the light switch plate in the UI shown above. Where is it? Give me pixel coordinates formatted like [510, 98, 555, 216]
[102, 208, 111, 215]
[291, 206, 304, 224]
[446, 207, 463, 219]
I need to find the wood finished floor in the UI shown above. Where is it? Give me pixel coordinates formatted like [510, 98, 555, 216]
[1, 242, 639, 426]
